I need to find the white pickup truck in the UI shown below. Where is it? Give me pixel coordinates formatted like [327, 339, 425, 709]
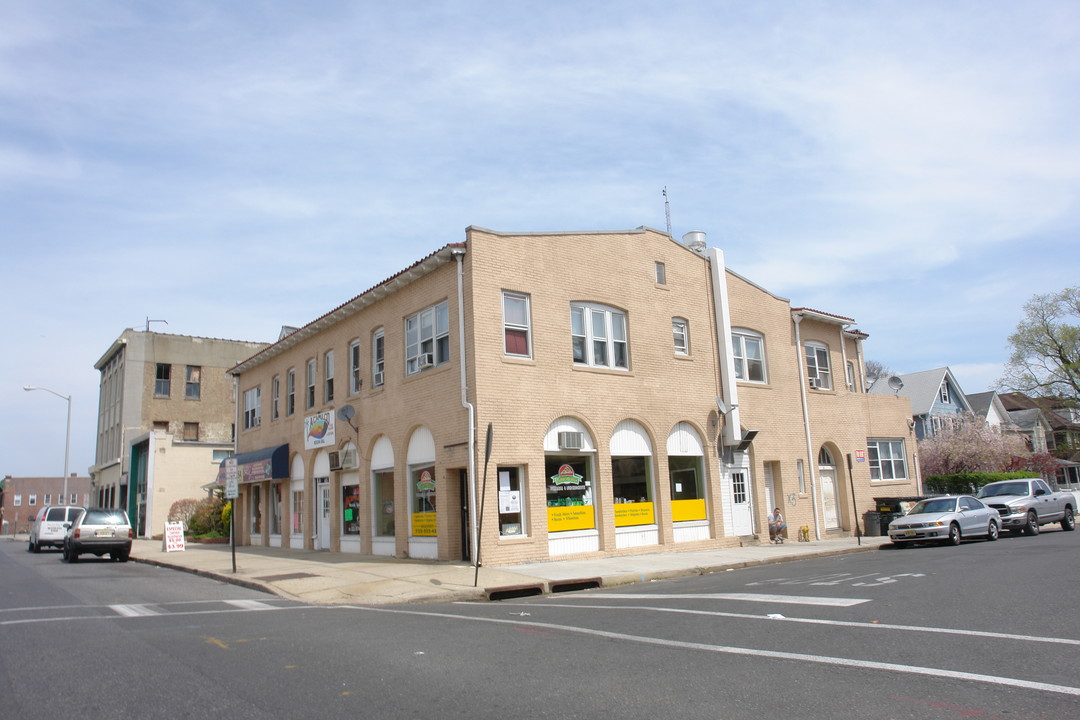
[976, 478, 1076, 535]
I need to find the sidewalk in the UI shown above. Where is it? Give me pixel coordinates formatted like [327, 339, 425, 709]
[8, 533, 889, 606]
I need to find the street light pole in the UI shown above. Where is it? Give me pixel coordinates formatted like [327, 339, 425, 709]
[24, 386, 72, 504]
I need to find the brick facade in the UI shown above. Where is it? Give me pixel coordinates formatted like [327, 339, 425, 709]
[228, 227, 918, 565]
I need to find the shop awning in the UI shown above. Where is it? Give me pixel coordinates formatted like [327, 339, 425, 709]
[214, 444, 290, 485]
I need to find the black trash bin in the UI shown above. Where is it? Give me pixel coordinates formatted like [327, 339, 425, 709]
[863, 511, 882, 537]
[879, 512, 901, 535]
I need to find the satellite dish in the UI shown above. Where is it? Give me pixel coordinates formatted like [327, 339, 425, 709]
[887, 376, 904, 392]
[336, 405, 356, 422]
[716, 397, 729, 415]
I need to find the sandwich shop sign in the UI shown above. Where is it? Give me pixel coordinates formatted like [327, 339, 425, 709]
[304, 411, 337, 450]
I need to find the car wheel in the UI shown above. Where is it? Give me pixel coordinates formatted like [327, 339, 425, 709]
[946, 523, 961, 546]
[987, 521, 999, 541]
[28, 540, 36, 553]
[65, 545, 79, 563]
[1023, 511, 1039, 536]
[114, 550, 130, 563]
[1061, 507, 1076, 531]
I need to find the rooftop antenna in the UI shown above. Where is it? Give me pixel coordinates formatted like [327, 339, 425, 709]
[146, 317, 169, 332]
[662, 186, 673, 237]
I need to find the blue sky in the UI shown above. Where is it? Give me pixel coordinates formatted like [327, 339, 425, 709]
[4, 1, 1079, 478]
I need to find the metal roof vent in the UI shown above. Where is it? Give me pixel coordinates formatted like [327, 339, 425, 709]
[682, 230, 707, 252]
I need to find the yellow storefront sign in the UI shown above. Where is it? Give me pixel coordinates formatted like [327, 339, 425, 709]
[614, 501, 655, 527]
[547, 505, 595, 532]
[671, 498, 707, 522]
[412, 512, 437, 537]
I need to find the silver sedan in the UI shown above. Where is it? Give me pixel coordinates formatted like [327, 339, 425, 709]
[888, 495, 1000, 547]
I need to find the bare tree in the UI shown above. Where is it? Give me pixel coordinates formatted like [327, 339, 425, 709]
[864, 360, 895, 386]
[997, 286, 1080, 404]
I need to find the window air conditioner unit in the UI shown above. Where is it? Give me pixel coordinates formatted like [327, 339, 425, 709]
[558, 431, 583, 450]
[809, 377, 822, 389]
[328, 451, 342, 472]
[340, 449, 359, 470]
[373, 371, 384, 386]
[417, 353, 434, 369]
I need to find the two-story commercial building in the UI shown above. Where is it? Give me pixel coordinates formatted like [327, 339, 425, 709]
[224, 227, 917, 565]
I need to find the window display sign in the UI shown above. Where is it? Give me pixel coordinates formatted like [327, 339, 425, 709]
[412, 512, 437, 536]
[547, 505, 594, 531]
[304, 411, 336, 450]
[342, 485, 360, 535]
[672, 498, 707, 522]
[545, 459, 594, 531]
[412, 468, 436, 537]
[614, 501, 655, 527]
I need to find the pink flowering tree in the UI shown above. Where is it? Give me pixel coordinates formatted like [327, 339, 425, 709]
[918, 417, 1031, 476]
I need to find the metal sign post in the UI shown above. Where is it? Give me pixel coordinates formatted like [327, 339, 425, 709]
[473, 423, 493, 588]
[224, 457, 239, 573]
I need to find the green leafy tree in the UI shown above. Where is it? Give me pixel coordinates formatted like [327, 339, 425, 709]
[998, 286, 1080, 403]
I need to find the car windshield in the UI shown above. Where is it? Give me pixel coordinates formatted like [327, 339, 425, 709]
[977, 482, 1029, 498]
[83, 510, 126, 525]
[911, 498, 957, 515]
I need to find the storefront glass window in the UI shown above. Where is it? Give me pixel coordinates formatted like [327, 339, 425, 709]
[669, 456, 707, 522]
[411, 466, 436, 537]
[342, 484, 360, 535]
[612, 456, 654, 527]
[374, 470, 395, 537]
[250, 485, 262, 535]
[545, 456, 594, 532]
[497, 466, 525, 536]
[269, 483, 282, 535]
[291, 487, 303, 534]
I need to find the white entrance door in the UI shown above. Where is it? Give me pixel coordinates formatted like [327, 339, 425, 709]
[763, 464, 776, 516]
[317, 480, 331, 550]
[728, 469, 754, 535]
[820, 468, 840, 529]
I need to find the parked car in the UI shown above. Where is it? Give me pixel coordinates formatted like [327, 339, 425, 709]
[62, 508, 133, 563]
[976, 478, 1076, 535]
[28, 505, 84, 552]
[887, 495, 1000, 547]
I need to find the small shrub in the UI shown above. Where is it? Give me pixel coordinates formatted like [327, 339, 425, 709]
[168, 499, 201, 529]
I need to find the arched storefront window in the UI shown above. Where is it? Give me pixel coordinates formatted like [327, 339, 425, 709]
[610, 419, 655, 528]
[668, 422, 707, 524]
[543, 418, 597, 534]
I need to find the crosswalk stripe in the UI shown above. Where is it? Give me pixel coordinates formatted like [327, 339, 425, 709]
[577, 592, 869, 606]
[224, 599, 277, 611]
[110, 604, 161, 617]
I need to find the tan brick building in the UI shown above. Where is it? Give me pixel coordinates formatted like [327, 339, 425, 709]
[91, 329, 268, 538]
[226, 227, 917, 565]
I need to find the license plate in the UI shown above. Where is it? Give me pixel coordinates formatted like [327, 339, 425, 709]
[95, 529, 114, 538]
[904, 530, 916, 537]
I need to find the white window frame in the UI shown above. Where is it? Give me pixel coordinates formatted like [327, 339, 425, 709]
[349, 339, 361, 395]
[29, 494, 37, 506]
[502, 291, 532, 358]
[372, 328, 385, 387]
[673, 318, 689, 356]
[732, 329, 766, 383]
[286, 368, 296, 416]
[13, 494, 22, 507]
[405, 301, 450, 375]
[846, 361, 856, 392]
[242, 386, 261, 430]
[939, 382, 950, 404]
[44, 493, 52, 505]
[868, 439, 908, 481]
[571, 302, 629, 369]
[324, 350, 334, 403]
[305, 358, 316, 409]
[271, 375, 280, 421]
[805, 341, 832, 390]
[655, 261, 666, 284]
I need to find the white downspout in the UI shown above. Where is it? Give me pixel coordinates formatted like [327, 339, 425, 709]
[452, 248, 479, 567]
[793, 313, 822, 540]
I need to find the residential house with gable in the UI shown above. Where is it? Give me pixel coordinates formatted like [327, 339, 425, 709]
[224, 227, 917, 566]
[965, 391, 1016, 431]
[998, 392, 1080, 489]
[870, 367, 972, 439]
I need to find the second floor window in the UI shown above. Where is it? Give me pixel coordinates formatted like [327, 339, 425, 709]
[571, 303, 628, 369]
[155, 364, 171, 396]
[324, 351, 334, 403]
[185, 365, 201, 399]
[286, 369, 296, 416]
[306, 358, 316, 409]
[349, 339, 361, 394]
[405, 301, 450, 375]
[503, 291, 531, 357]
[372, 329, 385, 387]
[868, 439, 907, 481]
[673, 318, 689, 355]
[242, 387, 261, 430]
[805, 341, 831, 389]
[732, 330, 765, 382]
[271, 375, 280, 421]
[939, 382, 950, 404]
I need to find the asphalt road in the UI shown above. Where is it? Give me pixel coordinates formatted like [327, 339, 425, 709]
[2, 528, 1077, 720]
